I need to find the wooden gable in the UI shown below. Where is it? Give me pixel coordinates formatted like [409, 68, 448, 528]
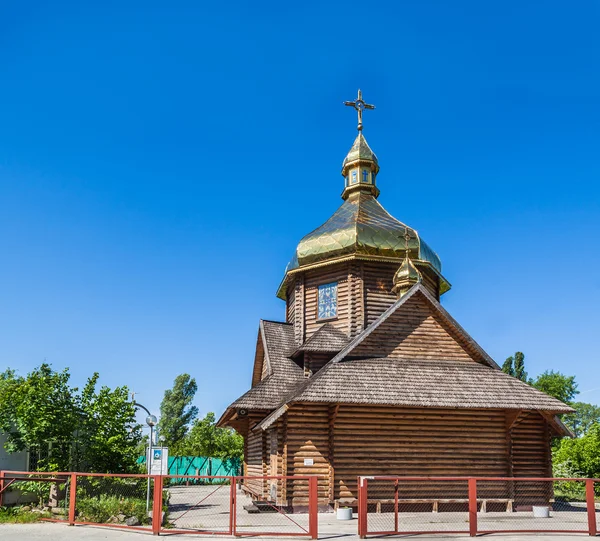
[251, 323, 270, 387]
[351, 292, 474, 361]
[342, 284, 497, 367]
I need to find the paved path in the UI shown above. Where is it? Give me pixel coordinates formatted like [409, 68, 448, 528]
[0, 522, 595, 540]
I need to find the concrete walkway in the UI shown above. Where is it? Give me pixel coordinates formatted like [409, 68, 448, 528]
[0, 522, 596, 540]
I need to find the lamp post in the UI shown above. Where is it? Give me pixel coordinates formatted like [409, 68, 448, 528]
[133, 402, 157, 513]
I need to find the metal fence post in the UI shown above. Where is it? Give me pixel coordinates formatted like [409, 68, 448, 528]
[394, 478, 399, 534]
[468, 478, 477, 537]
[358, 477, 368, 539]
[309, 476, 318, 540]
[229, 476, 236, 536]
[152, 475, 163, 536]
[586, 479, 597, 537]
[68, 473, 77, 525]
[0, 471, 4, 507]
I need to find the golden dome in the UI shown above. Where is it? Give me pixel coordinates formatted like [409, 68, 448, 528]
[392, 255, 422, 296]
[277, 190, 450, 299]
[342, 133, 379, 175]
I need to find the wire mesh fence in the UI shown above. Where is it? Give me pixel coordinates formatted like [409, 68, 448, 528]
[0, 471, 70, 518]
[164, 475, 234, 534]
[477, 478, 592, 533]
[233, 476, 314, 537]
[358, 477, 470, 536]
[1, 470, 318, 537]
[358, 476, 600, 538]
[73, 474, 155, 530]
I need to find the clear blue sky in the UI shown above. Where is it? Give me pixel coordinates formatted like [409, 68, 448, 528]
[1, 1, 599, 430]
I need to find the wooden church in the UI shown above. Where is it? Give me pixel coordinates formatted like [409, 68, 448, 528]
[218, 91, 573, 510]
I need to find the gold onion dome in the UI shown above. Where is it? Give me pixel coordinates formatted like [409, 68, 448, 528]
[276, 90, 450, 300]
[392, 254, 422, 296]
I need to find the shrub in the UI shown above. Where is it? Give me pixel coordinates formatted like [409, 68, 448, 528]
[76, 495, 149, 524]
[553, 461, 586, 501]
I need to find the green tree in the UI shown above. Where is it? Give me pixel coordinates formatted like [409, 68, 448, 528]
[0, 365, 142, 473]
[531, 370, 579, 405]
[78, 373, 142, 473]
[179, 412, 243, 460]
[158, 374, 198, 452]
[553, 423, 600, 478]
[0, 364, 79, 471]
[501, 357, 515, 377]
[501, 352, 527, 381]
[562, 402, 600, 438]
[513, 351, 527, 382]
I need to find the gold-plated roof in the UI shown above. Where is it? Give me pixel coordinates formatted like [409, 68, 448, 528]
[392, 255, 422, 295]
[342, 133, 379, 175]
[283, 190, 442, 273]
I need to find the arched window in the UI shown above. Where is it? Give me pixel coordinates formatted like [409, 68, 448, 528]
[351, 171, 357, 184]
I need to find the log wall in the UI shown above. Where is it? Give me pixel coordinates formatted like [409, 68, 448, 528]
[280, 403, 552, 506]
[286, 260, 442, 344]
[363, 261, 396, 326]
[284, 404, 330, 506]
[305, 352, 334, 375]
[245, 412, 267, 498]
[352, 293, 474, 361]
[510, 411, 552, 504]
[304, 264, 350, 339]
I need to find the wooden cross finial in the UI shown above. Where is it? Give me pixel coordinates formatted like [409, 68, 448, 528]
[344, 89, 375, 132]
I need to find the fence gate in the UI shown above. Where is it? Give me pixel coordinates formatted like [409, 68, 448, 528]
[357, 475, 600, 538]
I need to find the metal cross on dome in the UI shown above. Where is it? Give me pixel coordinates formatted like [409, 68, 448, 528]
[344, 89, 375, 132]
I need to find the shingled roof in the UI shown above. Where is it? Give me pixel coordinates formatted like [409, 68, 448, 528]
[290, 323, 349, 357]
[257, 358, 573, 430]
[226, 320, 303, 410]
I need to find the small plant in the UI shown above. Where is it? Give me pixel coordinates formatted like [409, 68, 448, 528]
[0, 506, 52, 524]
[553, 461, 586, 501]
[77, 495, 149, 524]
[16, 481, 51, 507]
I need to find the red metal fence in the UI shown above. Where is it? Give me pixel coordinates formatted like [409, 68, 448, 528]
[0, 471, 318, 538]
[357, 476, 600, 538]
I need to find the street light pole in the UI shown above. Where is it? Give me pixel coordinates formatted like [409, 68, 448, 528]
[133, 402, 157, 513]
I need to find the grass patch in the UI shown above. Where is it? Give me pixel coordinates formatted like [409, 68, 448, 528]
[0, 506, 52, 523]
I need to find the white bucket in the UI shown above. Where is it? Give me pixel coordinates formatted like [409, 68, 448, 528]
[532, 506, 550, 518]
[337, 507, 353, 520]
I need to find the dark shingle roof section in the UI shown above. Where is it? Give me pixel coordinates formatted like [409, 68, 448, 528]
[292, 323, 349, 356]
[292, 358, 574, 412]
[228, 321, 303, 410]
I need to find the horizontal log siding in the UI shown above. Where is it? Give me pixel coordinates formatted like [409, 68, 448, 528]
[352, 293, 474, 361]
[363, 261, 396, 326]
[348, 261, 363, 337]
[333, 405, 509, 501]
[294, 275, 304, 344]
[286, 281, 296, 326]
[246, 430, 265, 497]
[251, 333, 266, 386]
[511, 412, 552, 504]
[306, 352, 335, 374]
[285, 404, 330, 506]
[419, 267, 440, 300]
[304, 264, 350, 339]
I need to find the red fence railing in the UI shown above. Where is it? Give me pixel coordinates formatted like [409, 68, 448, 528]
[357, 476, 600, 538]
[0, 471, 318, 538]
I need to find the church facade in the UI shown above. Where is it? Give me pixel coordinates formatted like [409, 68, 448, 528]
[218, 92, 572, 509]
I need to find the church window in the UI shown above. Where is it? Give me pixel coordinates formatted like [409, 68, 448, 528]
[362, 169, 369, 183]
[318, 282, 338, 319]
[351, 171, 357, 184]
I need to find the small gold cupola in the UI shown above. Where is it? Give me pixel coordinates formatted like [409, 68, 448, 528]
[342, 90, 379, 200]
[392, 230, 422, 296]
